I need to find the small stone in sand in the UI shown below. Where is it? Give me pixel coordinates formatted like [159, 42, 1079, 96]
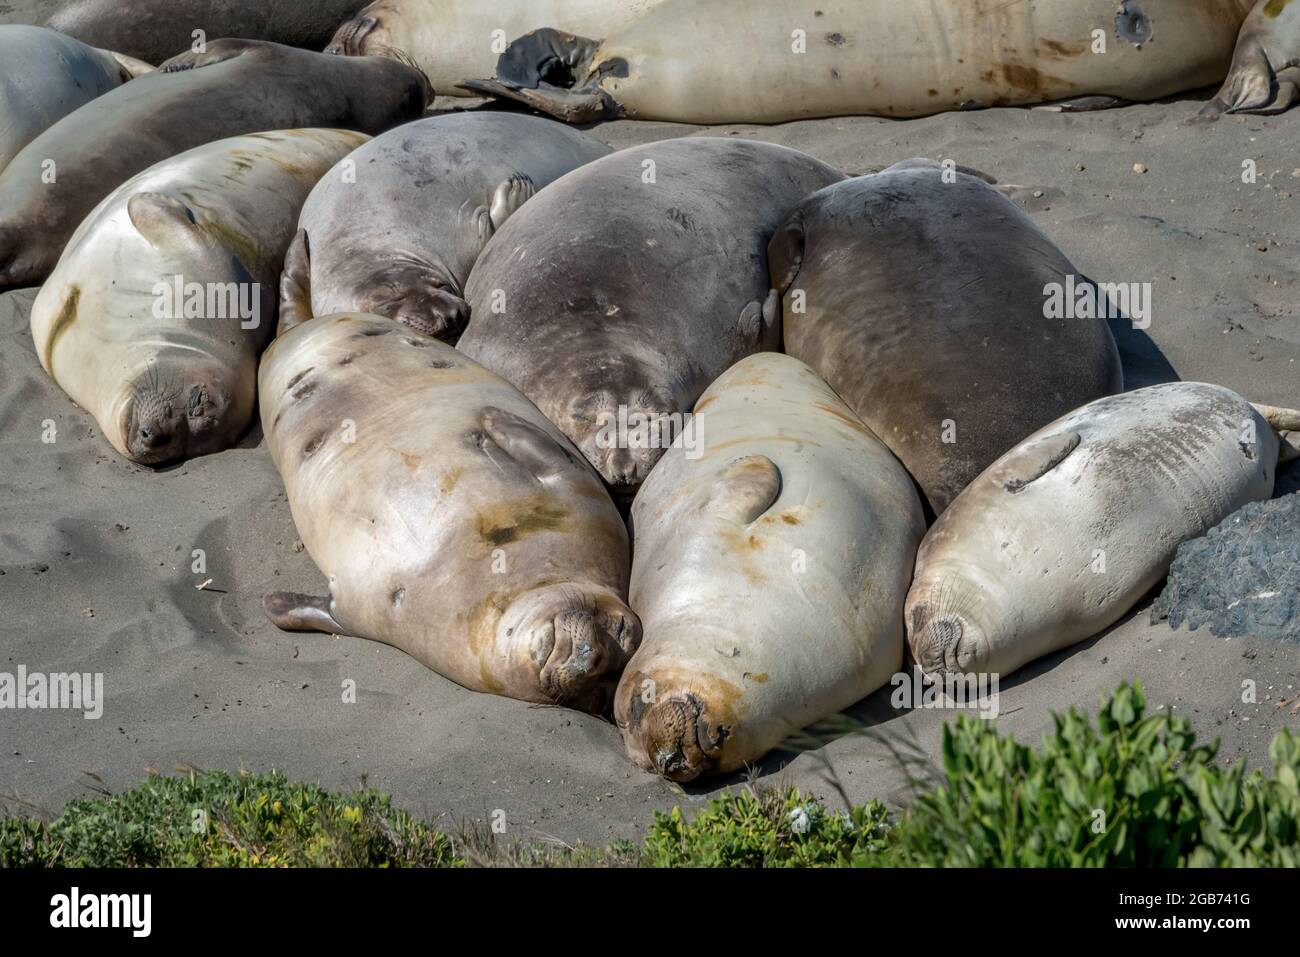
[1133, 163, 1148, 174]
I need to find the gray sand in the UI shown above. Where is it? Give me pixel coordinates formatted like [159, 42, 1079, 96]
[2, 96, 1298, 846]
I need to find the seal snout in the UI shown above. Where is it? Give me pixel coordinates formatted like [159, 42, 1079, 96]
[908, 603, 984, 676]
[529, 598, 640, 715]
[623, 690, 727, 783]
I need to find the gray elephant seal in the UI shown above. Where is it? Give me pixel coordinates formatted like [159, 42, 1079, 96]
[0, 38, 428, 288]
[458, 137, 842, 493]
[616, 353, 925, 781]
[1203, 0, 1300, 117]
[906, 383, 1298, 680]
[47, 0, 369, 65]
[769, 160, 1123, 515]
[0, 25, 149, 174]
[281, 112, 611, 340]
[30, 129, 368, 466]
[260, 313, 640, 713]
[465, 0, 1268, 123]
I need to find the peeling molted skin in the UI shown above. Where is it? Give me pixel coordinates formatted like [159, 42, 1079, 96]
[0, 39, 428, 287]
[1203, 0, 1300, 117]
[327, 0, 667, 96]
[615, 354, 925, 781]
[46, 0, 370, 65]
[906, 383, 1280, 681]
[465, 0, 1261, 123]
[259, 314, 639, 712]
[30, 129, 369, 466]
[770, 161, 1122, 515]
[459, 137, 842, 493]
[285, 113, 611, 340]
[0, 26, 147, 175]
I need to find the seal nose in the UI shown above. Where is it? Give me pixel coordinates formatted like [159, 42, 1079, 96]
[627, 694, 726, 783]
[537, 607, 637, 714]
[911, 608, 980, 676]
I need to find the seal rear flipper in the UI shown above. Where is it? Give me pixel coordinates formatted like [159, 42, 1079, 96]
[326, 14, 379, 55]
[1201, 38, 1300, 118]
[263, 591, 345, 635]
[458, 77, 616, 123]
[479, 406, 584, 483]
[703, 455, 782, 524]
[278, 228, 313, 336]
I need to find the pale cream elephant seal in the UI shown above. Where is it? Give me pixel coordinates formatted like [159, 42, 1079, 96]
[328, 0, 666, 95]
[30, 129, 368, 466]
[769, 160, 1122, 515]
[280, 112, 611, 339]
[906, 382, 1300, 681]
[260, 314, 640, 714]
[465, 0, 1276, 123]
[615, 353, 925, 782]
[0, 25, 150, 174]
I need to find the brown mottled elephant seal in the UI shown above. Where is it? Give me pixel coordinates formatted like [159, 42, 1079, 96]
[616, 353, 925, 782]
[260, 313, 640, 714]
[328, 0, 665, 95]
[458, 137, 842, 494]
[30, 129, 368, 466]
[281, 113, 611, 340]
[465, 0, 1272, 123]
[769, 160, 1123, 515]
[47, 0, 369, 65]
[1, 25, 149, 175]
[0, 38, 428, 288]
[906, 383, 1299, 680]
[1203, 0, 1300, 116]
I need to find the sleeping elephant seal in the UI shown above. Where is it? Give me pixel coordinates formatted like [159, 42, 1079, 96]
[260, 313, 640, 714]
[1203, 0, 1300, 117]
[465, 0, 1265, 123]
[47, 0, 369, 65]
[30, 129, 369, 466]
[615, 353, 925, 782]
[281, 113, 611, 339]
[769, 160, 1123, 515]
[328, 0, 665, 96]
[0, 25, 150, 174]
[0, 38, 428, 288]
[906, 383, 1298, 681]
[458, 137, 842, 495]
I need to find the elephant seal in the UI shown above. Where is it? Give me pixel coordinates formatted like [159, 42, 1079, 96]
[458, 137, 842, 494]
[281, 112, 611, 340]
[47, 0, 370, 65]
[260, 313, 640, 713]
[0, 38, 428, 288]
[1203, 0, 1300, 117]
[769, 160, 1123, 515]
[328, 0, 665, 96]
[465, 0, 1265, 123]
[615, 353, 925, 782]
[30, 129, 368, 466]
[0, 25, 150, 174]
[905, 382, 1298, 681]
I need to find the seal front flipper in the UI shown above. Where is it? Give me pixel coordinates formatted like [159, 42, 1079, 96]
[278, 228, 313, 335]
[736, 291, 779, 350]
[703, 455, 782, 524]
[263, 591, 345, 635]
[458, 29, 618, 123]
[126, 192, 209, 254]
[159, 38, 266, 74]
[488, 173, 537, 233]
[989, 431, 1082, 493]
[479, 406, 583, 483]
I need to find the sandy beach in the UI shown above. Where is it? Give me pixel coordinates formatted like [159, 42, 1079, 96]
[2, 78, 1298, 845]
